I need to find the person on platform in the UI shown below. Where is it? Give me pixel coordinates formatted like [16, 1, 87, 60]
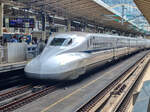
[10, 35, 18, 43]
[37, 38, 45, 54]
[32, 37, 37, 45]
[19, 37, 23, 43]
[45, 37, 48, 44]
[26, 37, 30, 45]
[0, 36, 3, 46]
[3, 38, 7, 46]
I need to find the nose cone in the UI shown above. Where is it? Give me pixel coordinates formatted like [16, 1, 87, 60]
[25, 57, 41, 78]
[25, 55, 64, 79]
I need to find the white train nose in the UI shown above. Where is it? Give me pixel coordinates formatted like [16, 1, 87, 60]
[25, 55, 68, 79]
[25, 57, 56, 73]
[25, 63, 68, 80]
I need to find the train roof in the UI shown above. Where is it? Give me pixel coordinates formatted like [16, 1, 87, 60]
[53, 31, 90, 37]
[52, 32, 148, 40]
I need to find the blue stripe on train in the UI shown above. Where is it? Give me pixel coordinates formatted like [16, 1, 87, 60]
[82, 47, 126, 53]
[82, 48, 112, 53]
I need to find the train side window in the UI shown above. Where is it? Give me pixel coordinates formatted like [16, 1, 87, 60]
[93, 36, 95, 47]
[67, 39, 72, 45]
[63, 38, 72, 46]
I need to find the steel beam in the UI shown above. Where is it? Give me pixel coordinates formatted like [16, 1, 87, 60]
[0, 3, 3, 36]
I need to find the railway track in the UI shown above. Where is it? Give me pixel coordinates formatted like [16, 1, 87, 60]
[77, 51, 150, 112]
[116, 61, 149, 112]
[0, 83, 61, 112]
[0, 85, 31, 102]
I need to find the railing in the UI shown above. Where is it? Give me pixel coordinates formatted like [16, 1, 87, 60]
[0, 44, 38, 64]
[0, 43, 43, 65]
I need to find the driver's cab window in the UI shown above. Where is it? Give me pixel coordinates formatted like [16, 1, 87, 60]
[49, 38, 72, 46]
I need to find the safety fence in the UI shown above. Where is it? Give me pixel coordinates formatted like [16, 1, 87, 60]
[0, 43, 39, 64]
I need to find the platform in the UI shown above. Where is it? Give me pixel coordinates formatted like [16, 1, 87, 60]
[0, 61, 27, 73]
[132, 63, 150, 112]
[132, 80, 150, 112]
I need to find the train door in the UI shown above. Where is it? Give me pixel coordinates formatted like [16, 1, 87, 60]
[87, 36, 95, 51]
[107, 37, 114, 60]
[87, 36, 91, 50]
[128, 39, 131, 54]
[113, 37, 118, 59]
[125, 38, 128, 55]
[87, 37, 90, 50]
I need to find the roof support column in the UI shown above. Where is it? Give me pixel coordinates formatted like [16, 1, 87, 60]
[95, 25, 99, 33]
[84, 20, 88, 32]
[0, 3, 3, 36]
[84, 25, 88, 32]
[41, 13, 46, 40]
[67, 19, 71, 32]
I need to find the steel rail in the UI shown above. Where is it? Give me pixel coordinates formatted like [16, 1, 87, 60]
[0, 85, 31, 102]
[0, 84, 61, 112]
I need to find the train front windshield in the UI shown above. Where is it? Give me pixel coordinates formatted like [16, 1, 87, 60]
[50, 38, 72, 46]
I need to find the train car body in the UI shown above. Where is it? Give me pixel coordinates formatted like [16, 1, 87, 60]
[25, 32, 150, 80]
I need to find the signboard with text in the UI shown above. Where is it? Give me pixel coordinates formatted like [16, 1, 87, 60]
[9, 18, 35, 28]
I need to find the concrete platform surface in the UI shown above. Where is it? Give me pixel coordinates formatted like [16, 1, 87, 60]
[133, 80, 150, 112]
[132, 63, 150, 112]
[0, 61, 27, 73]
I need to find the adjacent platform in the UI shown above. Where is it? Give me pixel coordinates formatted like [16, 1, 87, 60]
[132, 63, 150, 112]
[0, 61, 27, 73]
[133, 80, 150, 112]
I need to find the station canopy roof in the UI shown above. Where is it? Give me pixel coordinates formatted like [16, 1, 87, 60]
[1, 0, 142, 34]
[134, 0, 150, 24]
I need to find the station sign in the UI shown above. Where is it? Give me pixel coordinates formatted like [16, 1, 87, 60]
[9, 18, 35, 28]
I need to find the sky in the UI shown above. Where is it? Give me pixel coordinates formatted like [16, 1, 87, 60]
[100, 0, 149, 31]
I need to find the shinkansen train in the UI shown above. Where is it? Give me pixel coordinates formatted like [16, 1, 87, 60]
[25, 32, 150, 80]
